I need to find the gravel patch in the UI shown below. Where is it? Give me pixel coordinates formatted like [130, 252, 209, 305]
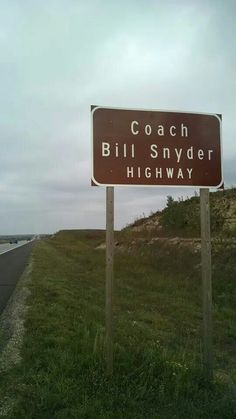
[0, 260, 32, 416]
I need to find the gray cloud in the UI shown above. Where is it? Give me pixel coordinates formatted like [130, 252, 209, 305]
[0, 0, 235, 234]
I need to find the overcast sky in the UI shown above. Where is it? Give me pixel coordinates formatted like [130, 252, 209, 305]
[0, 0, 235, 234]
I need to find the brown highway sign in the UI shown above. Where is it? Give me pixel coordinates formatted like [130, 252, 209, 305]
[91, 106, 223, 188]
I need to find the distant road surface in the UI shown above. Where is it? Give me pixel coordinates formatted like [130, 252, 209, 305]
[0, 241, 34, 313]
[0, 240, 29, 255]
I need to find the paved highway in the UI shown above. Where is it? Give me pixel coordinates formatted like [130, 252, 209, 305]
[0, 241, 34, 313]
[0, 240, 29, 255]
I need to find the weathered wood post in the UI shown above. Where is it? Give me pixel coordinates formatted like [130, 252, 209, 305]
[200, 188, 213, 380]
[105, 186, 114, 375]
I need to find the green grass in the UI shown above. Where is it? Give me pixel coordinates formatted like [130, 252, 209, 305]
[0, 230, 235, 418]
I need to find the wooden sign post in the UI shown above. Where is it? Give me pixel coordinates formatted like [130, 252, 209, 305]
[105, 186, 114, 375]
[200, 188, 213, 380]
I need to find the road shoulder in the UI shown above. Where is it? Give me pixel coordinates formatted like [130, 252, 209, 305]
[0, 259, 32, 417]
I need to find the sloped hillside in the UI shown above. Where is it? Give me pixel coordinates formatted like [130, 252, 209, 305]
[126, 187, 236, 238]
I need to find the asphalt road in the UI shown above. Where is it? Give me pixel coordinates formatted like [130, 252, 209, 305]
[0, 241, 34, 313]
[0, 240, 29, 254]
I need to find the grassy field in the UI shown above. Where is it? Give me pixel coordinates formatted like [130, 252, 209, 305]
[0, 230, 235, 418]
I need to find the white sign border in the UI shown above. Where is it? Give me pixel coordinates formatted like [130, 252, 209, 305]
[91, 105, 223, 189]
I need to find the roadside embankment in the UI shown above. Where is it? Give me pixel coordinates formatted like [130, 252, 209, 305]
[0, 231, 235, 418]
